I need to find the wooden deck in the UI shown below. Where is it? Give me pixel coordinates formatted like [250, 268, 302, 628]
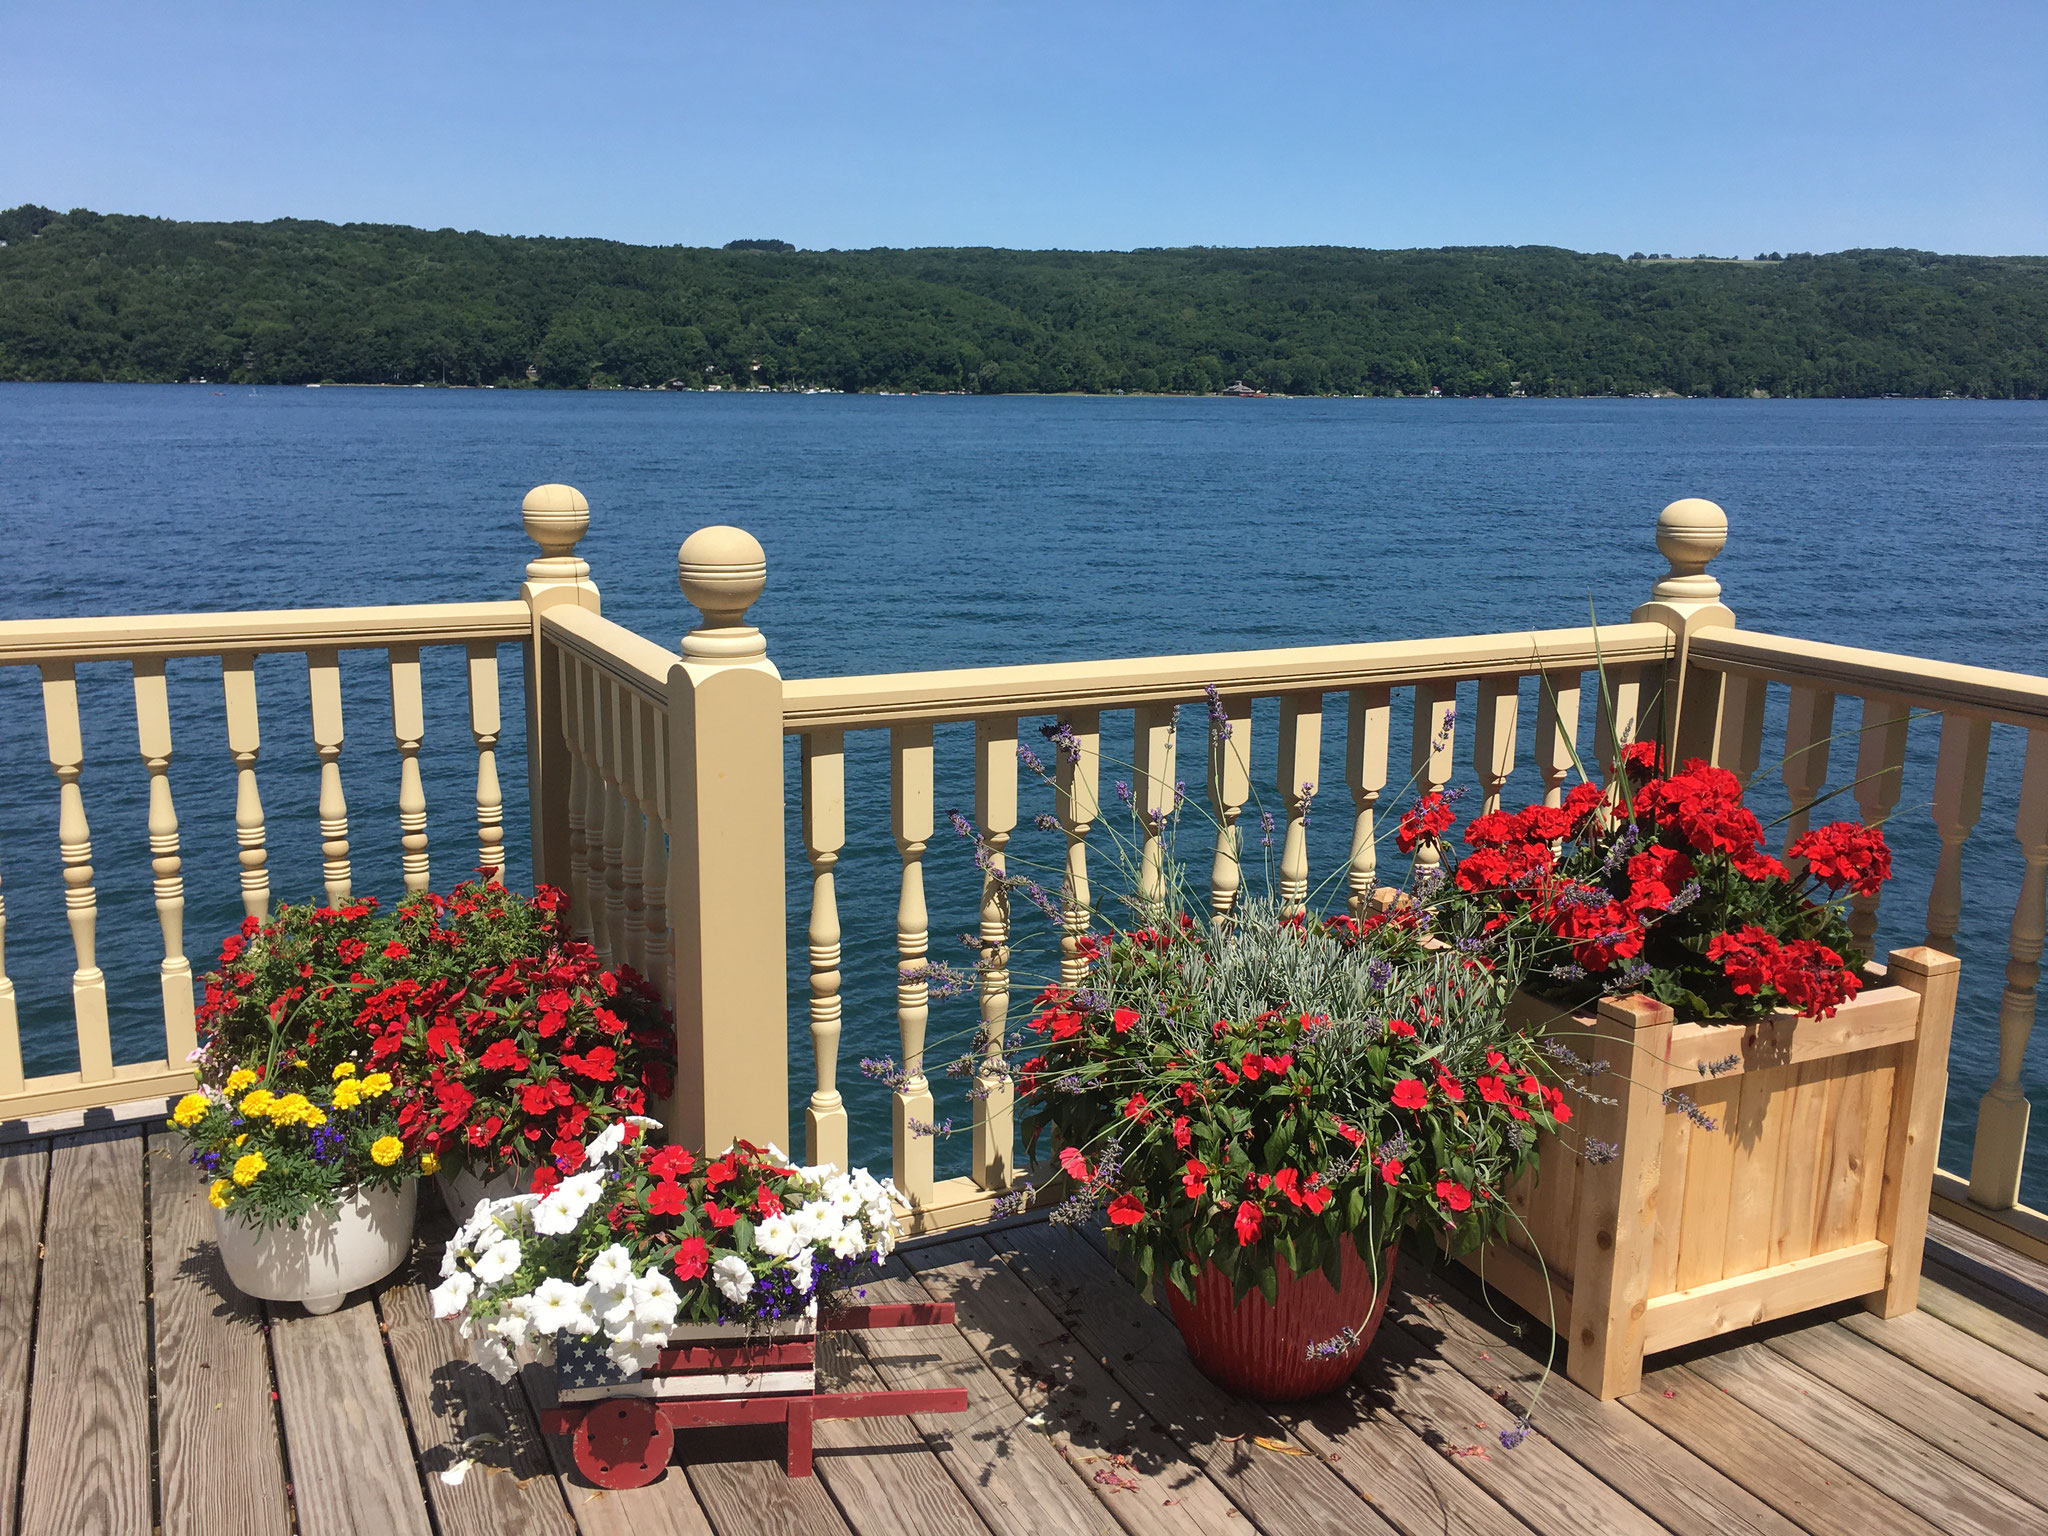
[3, 1123, 2046, 1536]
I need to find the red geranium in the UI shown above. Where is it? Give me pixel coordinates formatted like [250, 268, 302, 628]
[1789, 822, 1893, 897]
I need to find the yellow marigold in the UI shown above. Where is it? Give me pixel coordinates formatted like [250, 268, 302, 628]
[207, 1178, 232, 1209]
[171, 1093, 210, 1128]
[224, 1068, 258, 1094]
[239, 1088, 275, 1119]
[301, 1105, 327, 1128]
[332, 1078, 363, 1111]
[234, 1133, 248, 1146]
[232, 1151, 267, 1186]
[331, 1061, 357, 1080]
[420, 1152, 441, 1175]
[370, 1136, 404, 1167]
[359, 1072, 394, 1099]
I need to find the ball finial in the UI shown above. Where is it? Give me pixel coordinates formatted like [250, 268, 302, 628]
[522, 484, 591, 583]
[1651, 497, 1727, 604]
[678, 526, 767, 659]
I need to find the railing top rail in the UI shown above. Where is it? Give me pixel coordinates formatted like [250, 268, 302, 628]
[541, 604, 682, 709]
[780, 621, 1674, 732]
[0, 600, 533, 667]
[1692, 629, 2048, 730]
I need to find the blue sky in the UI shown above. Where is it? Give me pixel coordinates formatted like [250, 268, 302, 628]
[4, 1, 2043, 254]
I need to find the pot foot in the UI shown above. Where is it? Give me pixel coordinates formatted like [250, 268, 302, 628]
[301, 1292, 345, 1316]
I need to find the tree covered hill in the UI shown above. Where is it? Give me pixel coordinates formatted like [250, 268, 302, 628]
[2, 205, 2044, 397]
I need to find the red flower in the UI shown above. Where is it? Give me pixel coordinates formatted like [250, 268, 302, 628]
[1397, 791, 1457, 853]
[1046, 1012, 1084, 1041]
[1058, 1146, 1091, 1182]
[705, 1201, 738, 1229]
[1769, 938, 1863, 1019]
[1171, 1115, 1192, 1149]
[1124, 1091, 1152, 1123]
[1111, 1007, 1140, 1033]
[1233, 1200, 1263, 1246]
[1707, 925, 1779, 996]
[1733, 849, 1792, 882]
[672, 1235, 709, 1280]
[465, 1114, 502, 1147]
[1476, 1074, 1511, 1105]
[562, 1045, 617, 1082]
[1624, 846, 1696, 914]
[519, 1079, 569, 1117]
[1434, 1069, 1466, 1104]
[1107, 1193, 1146, 1227]
[1213, 1061, 1241, 1086]
[1175, 1081, 1202, 1107]
[1788, 821, 1893, 897]
[1391, 1079, 1429, 1110]
[1435, 1178, 1474, 1212]
[530, 1165, 561, 1196]
[1181, 1160, 1208, 1199]
[1334, 1119, 1365, 1148]
[382, 941, 411, 960]
[1301, 1184, 1334, 1215]
[647, 1179, 686, 1216]
[648, 1145, 696, 1180]
[1380, 1158, 1405, 1185]
[704, 1156, 738, 1191]
[755, 1184, 785, 1218]
[552, 1138, 586, 1173]
[1620, 740, 1664, 779]
[1385, 1017, 1418, 1038]
[334, 937, 365, 963]
[434, 1080, 476, 1133]
[478, 1038, 527, 1073]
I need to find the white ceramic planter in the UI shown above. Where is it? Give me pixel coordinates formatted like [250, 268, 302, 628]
[435, 1162, 528, 1222]
[214, 1180, 417, 1315]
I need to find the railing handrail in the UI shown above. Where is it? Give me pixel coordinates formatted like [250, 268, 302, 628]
[780, 621, 1676, 732]
[0, 599, 533, 666]
[1692, 629, 2048, 730]
[540, 605, 681, 709]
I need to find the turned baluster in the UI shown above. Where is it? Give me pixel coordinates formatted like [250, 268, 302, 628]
[1594, 665, 1644, 786]
[306, 649, 352, 903]
[1345, 687, 1391, 917]
[974, 716, 1019, 1190]
[595, 676, 630, 962]
[801, 730, 848, 1170]
[221, 653, 270, 920]
[558, 649, 592, 939]
[1055, 709, 1100, 987]
[1271, 695, 1320, 917]
[1535, 671, 1582, 807]
[521, 483, 598, 898]
[40, 663, 112, 1082]
[0, 850, 19, 1096]
[638, 698, 673, 1004]
[891, 722, 936, 1205]
[610, 679, 647, 974]
[1713, 671, 1768, 788]
[1472, 676, 1518, 814]
[1408, 682, 1454, 879]
[467, 641, 505, 883]
[1925, 711, 1991, 954]
[1780, 686, 1836, 866]
[1207, 693, 1252, 931]
[389, 644, 430, 892]
[1968, 727, 2048, 1209]
[1132, 703, 1180, 919]
[571, 660, 612, 957]
[132, 659, 195, 1064]
[1846, 696, 1909, 956]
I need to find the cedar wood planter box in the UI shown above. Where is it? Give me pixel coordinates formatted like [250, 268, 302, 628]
[1464, 945, 1960, 1400]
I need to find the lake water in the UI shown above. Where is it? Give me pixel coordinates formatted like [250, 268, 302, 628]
[2, 384, 2045, 1201]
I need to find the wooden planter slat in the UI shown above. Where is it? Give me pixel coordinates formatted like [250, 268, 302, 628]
[1471, 945, 1959, 1400]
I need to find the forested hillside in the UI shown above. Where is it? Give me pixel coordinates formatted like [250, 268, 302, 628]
[2, 205, 2043, 396]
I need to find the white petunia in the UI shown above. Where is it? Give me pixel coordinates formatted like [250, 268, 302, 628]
[586, 1244, 635, 1289]
[788, 1248, 815, 1296]
[489, 1309, 532, 1347]
[753, 1213, 801, 1260]
[584, 1122, 628, 1165]
[631, 1273, 680, 1332]
[470, 1334, 517, 1382]
[430, 1271, 477, 1318]
[472, 1240, 522, 1285]
[712, 1255, 756, 1305]
[527, 1277, 591, 1336]
[829, 1224, 865, 1261]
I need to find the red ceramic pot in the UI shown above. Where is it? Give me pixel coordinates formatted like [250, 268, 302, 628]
[1166, 1241, 1399, 1401]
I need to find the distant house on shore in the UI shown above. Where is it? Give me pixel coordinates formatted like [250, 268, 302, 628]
[1219, 380, 1268, 397]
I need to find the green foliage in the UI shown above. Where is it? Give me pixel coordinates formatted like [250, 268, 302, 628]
[2, 207, 2044, 396]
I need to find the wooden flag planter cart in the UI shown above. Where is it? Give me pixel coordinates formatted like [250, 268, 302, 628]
[1468, 946, 1960, 1400]
[539, 1302, 969, 1485]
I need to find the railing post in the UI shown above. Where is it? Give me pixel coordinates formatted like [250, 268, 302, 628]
[666, 526, 788, 1157]
[1630, 498, 1734, 764]
[520, 484, 597, 900]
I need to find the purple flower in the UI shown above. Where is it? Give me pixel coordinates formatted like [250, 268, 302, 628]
[1040, 719, 1083, 764]
[1260, 809, 1276, 848]
[1115, 780, 1133, 807]
[1035, 812, 1060, 832]
[1205, 683, 1234, 740]
[1498, 1414, 1533, 1451]
[948, 808, 976, 840]
[1017, 742, 1046, 774]
[1366, 957, 1394, 990]
[1582, 1138, 1620, 1165]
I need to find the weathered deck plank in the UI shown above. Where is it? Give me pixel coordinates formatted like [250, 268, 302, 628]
[1925, 1218, 2048, 1315]
[990, 1221, 1404, 1536]
[146, 1134, 291, 1536]
[1762, 1317, 2048, 1504]
[1910, 1266, 2048, 1380]
[847, 1266, 1112, 1536]
[1686, 1340, 2045, 1536]
[812, 1333, 993, 1536]
[903, 1236, 1252, 1534]
[683, 1428, 856, 1536]
[18, 1130, 151, 1536]
[268, 1297, 434, 1536]
[1397, 1255, 1804, 1536]
[517, 1360, 718, 1536]
[1629, 1360, 1944, 1536]
[0, 1141, 48, 1536]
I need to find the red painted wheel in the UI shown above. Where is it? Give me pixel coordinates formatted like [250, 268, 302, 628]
[572, 1397, 673, 1489]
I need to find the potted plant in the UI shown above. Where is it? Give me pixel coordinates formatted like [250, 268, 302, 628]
[173, 899, 436, 1314]
[1413, 746, 1957, 1398]
[384, 878, 676, 1217]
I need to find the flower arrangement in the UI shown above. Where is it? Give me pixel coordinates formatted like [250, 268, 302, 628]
[383, 879, 676, 1192]
[431, 1124, 900, 1380]
[173, 899, 435, 1226]
[1431, 745, 1893, 1020]
[1018, 899, 1569, 1304]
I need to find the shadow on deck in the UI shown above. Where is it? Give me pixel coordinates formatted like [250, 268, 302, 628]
[5, 1123, 2046, 1536]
